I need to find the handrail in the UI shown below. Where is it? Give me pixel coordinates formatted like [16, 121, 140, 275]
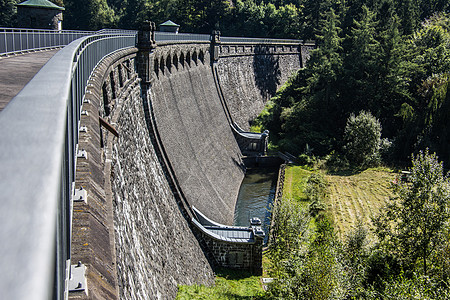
[0, 27, 94, 56]
[220, 36, 305, 44]
[0, 33, 135, 300]
[0, 27, 138, 56]
[0, 27, 307, 57]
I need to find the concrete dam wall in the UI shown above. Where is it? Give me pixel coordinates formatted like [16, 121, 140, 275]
[149, 42, 245, 225]
[70, 35, 311, 299]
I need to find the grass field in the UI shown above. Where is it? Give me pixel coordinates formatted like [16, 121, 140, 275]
[325, 168, 396, 239]
[283, 165, 396, 239]
[283, 166, 313, 203]
[326, 169, 396, 238]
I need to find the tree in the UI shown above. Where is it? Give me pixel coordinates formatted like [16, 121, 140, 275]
[374, 149, 450, 277]
[342, 5, 380, 114]
[64, 0, 117, 30]
[0, 0, 17, 27]
[344, 111, 382, 167]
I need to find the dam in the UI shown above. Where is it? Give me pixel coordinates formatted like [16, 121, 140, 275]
[0, 24, 313, 299]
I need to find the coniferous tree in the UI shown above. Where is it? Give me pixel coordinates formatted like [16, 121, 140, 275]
[342, 5, 380, 114]
[0, 0, 18, 27]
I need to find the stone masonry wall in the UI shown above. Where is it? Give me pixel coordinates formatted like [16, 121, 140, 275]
[110, 79, 214, 299]
[70, 38, 312, 299]
[70, 49, 141, 300]
[148, 42, 246, 226]
[196, 230, 264, 274]
[215, 43, 313, 130]
[71, 47, 214, 300]
[108, 50, 214, 300]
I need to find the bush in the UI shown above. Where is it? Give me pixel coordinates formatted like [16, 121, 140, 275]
[344, 111, 382, 167]
[325, 151, 350, 172]
[304, 173, 327, 216]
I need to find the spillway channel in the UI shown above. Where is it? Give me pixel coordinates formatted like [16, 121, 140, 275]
[233, 168, 278, 244]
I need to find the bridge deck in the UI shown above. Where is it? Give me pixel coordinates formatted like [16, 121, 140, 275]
[0, 50, 59, 111]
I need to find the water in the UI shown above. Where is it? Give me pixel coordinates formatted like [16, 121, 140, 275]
[233, 168, 278, 243]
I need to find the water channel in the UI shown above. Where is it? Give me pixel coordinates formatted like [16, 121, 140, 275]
[233, 168, 278, 244]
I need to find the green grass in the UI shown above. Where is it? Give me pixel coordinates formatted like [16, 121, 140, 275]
[176, 269, 265, 300]
[283, 165, 313, 203]
[282, 165, 396, 240]
[325, 168, 396, 239]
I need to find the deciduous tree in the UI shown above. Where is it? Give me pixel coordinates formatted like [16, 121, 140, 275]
[374, 149, 450, 277]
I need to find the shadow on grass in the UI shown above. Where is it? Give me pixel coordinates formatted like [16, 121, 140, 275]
[326, 167, 364, 176]
[214, 268, 258, 280]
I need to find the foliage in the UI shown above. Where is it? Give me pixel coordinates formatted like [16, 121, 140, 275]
[268, 154, 450, 298]
[0, 0, 17, 27]
[267, 211, 374, 300]
[366, 272, 450, 300]
[304, 173, 327, 216]
[343, 111, 382, 167]
[64, 0, 118, 30]
[374, 149, 450, 278]
[268, 197, 312, 277]
[256, 1, 450, 168]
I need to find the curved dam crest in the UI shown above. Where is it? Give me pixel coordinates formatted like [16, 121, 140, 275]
[69, 34, 312, 299]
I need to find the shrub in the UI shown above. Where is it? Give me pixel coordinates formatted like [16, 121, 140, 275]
[304, 173, 327, 216]
[344, 111, 382, 167]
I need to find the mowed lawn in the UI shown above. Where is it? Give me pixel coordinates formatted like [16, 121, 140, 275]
[326, 168, 396, 238]
[283, 165, 396, 239]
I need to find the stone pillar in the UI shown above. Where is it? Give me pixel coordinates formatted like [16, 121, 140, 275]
[261, 130, 269, 155]
[210, 30, 221, 64]
[136, 21, 157, 85]
[250, 218, 265, 275]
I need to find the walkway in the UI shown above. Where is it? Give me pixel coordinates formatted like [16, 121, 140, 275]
[0, 49, 59, 111]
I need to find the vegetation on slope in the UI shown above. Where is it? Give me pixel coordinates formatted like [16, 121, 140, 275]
[266, 150, 450, 299]
[257, 4, 450, 168]
[326, 168, 394, 238]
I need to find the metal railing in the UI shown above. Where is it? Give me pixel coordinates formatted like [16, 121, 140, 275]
[155, 31, 211, 42]
[221, 36, 303, 44]
[0, 27, 307, 57]
[0, 27, 93, 56]
[0, 27, 138, 56]
[0, 32, 135, 300]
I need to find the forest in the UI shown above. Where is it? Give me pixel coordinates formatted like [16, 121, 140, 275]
[253, 0, 450, 170]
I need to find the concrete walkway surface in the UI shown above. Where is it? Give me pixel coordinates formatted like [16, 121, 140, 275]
[0, 49, 59, 112]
